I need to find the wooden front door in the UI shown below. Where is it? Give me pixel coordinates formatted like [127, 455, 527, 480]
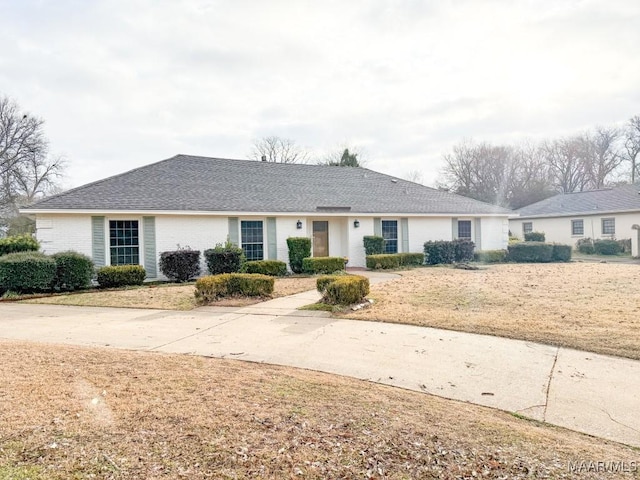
[312, 221, 329, 257]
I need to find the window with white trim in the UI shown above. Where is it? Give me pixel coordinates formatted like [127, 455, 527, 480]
[458, 220, 472, 239]
[382, 220, 398, 253]
[602, 218, 615, 235]
[241, 220, 264, 261]
[109, 220, 139, 265]
[571, 219, 584, 236]
[522, 222, 533, 235]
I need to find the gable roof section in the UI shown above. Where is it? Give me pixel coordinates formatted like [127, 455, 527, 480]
[25, 155, 510, 215]
[516, 184, 640, 219]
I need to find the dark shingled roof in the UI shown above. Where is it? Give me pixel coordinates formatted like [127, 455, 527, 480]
[516, 183, 640, 218]
[25, 155, 511, 215]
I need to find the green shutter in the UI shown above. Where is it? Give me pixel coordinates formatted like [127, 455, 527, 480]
[267, 217, 277, 260]
[452, 218, 458, 240]
[143, 216, 157, 278]
[91, 216, 106, 267]
[373, 217, 382, 236]
[228, 217, 239, 245]
[401, 218, 409, 253]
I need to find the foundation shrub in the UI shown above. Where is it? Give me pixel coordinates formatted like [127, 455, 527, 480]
[302, 256, 346, 274]
[551, 244, 572, 262]
[507, 242, 553, 263]
[593, 239, 622, 255]
[204, 241, 244, 274]
[52, 251, 94, 290]
[96, 265, 146, 288]
[576, 238, 595, 254]
[524, 231, 545, 242]
[0, 234, 39, 256]
[244, 260, 287, 276]
[286, 237, 311, 274]
[363, 236, 385, 255]
[159, 249, 201, 282]
[0, 251, 56, 293]
[474, 250, 507, 263]
[366, 254, 400, 269]
[453, 239, 475, 262]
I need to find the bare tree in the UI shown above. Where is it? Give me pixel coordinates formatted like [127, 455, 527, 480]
[0, 96, 64, 235]
[249, 136, 310, 164]
[402, 169, 424, 184]
[543, 136, 591, 193]
[582, 126, 623, 189]
[623, 116, 640, 183]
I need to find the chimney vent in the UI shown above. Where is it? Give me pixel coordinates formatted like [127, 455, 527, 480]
[261, 155, 267, 162]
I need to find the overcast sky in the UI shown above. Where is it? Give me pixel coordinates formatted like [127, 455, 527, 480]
[2, 0, 639, 190]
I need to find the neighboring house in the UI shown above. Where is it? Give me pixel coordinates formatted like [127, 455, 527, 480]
[21, 155, 511, 277]
[510, 184, 640, 255]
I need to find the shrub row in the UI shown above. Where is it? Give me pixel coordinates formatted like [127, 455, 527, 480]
[194, 273, 274, 304]
[0, 250, 95, 294]
[96, 265, 146, 288]
[363, 235, 385, 255]
[316, 274, 369, 305]
[365, 253, 424, 269]
[594, 239, 623, 255]
[473, 250, 508, 263]
[506, 242, 572, 263]
[302, 256, 346, 274]
[423, 239, 475, 265]
[0, 234, 40, 257]
[524, 231, 545, 242]
[287, 237, 311, 274]
[244, 260, 288, 276]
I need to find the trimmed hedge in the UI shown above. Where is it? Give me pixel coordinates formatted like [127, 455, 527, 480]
[363, 236, 385, 255]
[507, 242, 553, 263]
[317, 274, 369, 305]
[286, 237, 311, 274]
[424, 239, 474, 265]
[0, 234, 39, 256]
[96, 265, 146, 288]
[0, 251, 57, 293]
[204, 242, 244, 274]
[593, 239, 622, 255]
[159, 249, 201, 282]
[194, 273, 274, 304]
[576, 238, 595, 254]
[551, 244, 572, 262]
[244, 260, 288, 276]
[366, 253, 424, 269]
[524, 231, 545, 242]
[52, 251, 94, 290]
[302, 256, 346, 274]
[474, 250, 507, 263]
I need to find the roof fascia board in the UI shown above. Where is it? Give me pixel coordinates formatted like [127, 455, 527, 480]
[517, 208, 640, 220]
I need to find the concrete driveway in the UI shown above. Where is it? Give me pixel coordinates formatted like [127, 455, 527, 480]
[1, 288, 639, 448]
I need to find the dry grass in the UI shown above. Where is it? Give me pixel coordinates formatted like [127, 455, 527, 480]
[21, 277, 318, 310]
[1, 341, 638, 479]
[346, 263, 640, 360]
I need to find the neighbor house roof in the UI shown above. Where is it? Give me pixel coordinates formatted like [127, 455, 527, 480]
[516, 183, 640, 219]
[24, 155, 511, 215]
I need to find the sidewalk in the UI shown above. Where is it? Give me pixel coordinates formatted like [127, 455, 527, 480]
[1, 281, 639, 448]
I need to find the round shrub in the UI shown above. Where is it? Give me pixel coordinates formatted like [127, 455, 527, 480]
[159, 249, 201, 282]
[286, 237, 311, 274]
[0, 251, 56, 293]
[321, 275, 370, 305]
[204, 242, 244, 274]
[96, 265, 146, 288]
[0, 234, 40, 256]
[52, 251, 94, 290]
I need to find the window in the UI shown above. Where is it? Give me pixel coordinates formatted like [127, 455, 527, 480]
[571, 219, 584, 236]
[109, 220, 139, 265]
[241, 220, 264, 261]
[458, 220, 472, 239]
[602, 218, 615, 235]
[382, 220, 398, 253]
[522, 222, 533, 235]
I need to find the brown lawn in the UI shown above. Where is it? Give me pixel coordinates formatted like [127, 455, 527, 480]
[1, 341, 637, 479]
[345, 263, 640, 360]
[22, 276, 318, 310]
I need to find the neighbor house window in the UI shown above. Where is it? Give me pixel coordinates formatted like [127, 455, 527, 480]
[382, 220, 398, 253]
[458, 220, 472, 239]
[241, 220, 264, 261]
[571, 219, 584, 236]
[109, 220, 139, 265]
[522, 222, 533, 235]
[602, 218, 615, 235]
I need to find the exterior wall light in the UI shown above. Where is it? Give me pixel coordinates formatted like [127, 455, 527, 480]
[354, 219, 360, 228]
[296, 220, 302, 229]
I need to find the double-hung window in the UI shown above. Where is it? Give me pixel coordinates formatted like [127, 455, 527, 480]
[458, 220, 472, 239]
[241, 220, 264, 261]
[571, 219, 584, 236]
[602, 218, 615, 235]
[522, 222, 533, 235]
[109, 220, 139, 265]
[382, 220, 398, 253]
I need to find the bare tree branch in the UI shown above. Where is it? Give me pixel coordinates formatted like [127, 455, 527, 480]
[249, 136, 310, 164]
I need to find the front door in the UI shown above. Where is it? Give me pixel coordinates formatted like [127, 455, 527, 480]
[313, 221, 329, 257]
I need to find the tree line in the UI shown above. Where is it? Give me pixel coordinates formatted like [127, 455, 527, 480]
[438, 116, 640, 209]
